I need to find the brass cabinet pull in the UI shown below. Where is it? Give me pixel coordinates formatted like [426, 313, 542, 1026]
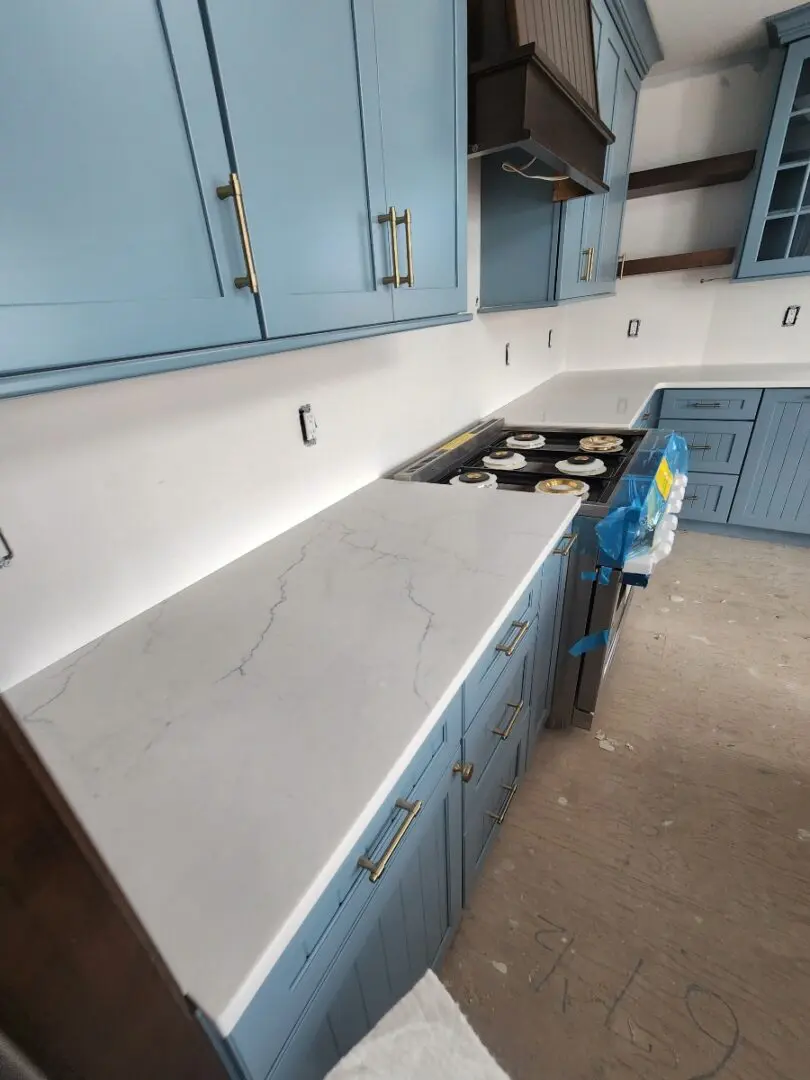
[216, 172, 259, 294]
[495, 620, 530, 657]
[619, 253, 627, 279]
[401, 208, 415, 287]
[493, 699, 524, 740]
[378, 207, 402, 286]
[487, 780, 519, 824]
[580, 247, 594, 282]
[690, 444, 713, 451]
[357, 798, 422, 882]
[684, 494, 700, 502]
[453, 761, 475, 783]
[690, 402, 722, 408]
[553, 533, 576, 557]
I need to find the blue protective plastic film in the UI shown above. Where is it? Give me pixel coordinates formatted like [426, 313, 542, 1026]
[569, 629, 611, 656]
[596, 432, 689, 566]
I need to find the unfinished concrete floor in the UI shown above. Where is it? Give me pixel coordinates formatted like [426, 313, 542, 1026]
[442, 530, 810, 1080]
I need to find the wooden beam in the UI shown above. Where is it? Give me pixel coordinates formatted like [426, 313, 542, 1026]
[622, 248, 735, 277]
[627, 151, 757, 199]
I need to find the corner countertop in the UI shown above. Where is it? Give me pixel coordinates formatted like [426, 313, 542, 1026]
[500, 363, 810, 428]
[5, 478, 577, 1035]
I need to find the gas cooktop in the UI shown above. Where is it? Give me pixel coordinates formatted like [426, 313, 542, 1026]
[391, 419, 647, 512]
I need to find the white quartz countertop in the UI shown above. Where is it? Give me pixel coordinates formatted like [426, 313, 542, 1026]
[6, 479, 577, 1034]
[501, 363, 810, 428]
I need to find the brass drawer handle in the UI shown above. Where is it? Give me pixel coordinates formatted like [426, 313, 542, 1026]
[487, 780, 519, 824]
[493, 699, 524, 740]
[690, 402, 722, 408]
[684, 494, 700, 502]
[690, 444, 713, 451]
[358, 798, 422, 882]
[495, 620, 530, 657]
[216, 172, 259, 294]
[580, 246, 595, 282]
[619, 252, 627, 279]
[378, 207, 402, 287]
[553, 533, 576, 557]
[401, 208, 415, 287]
[453, 761, 475, 783]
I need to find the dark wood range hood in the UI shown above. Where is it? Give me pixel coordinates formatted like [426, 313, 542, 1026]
[468, 0, 615, 198]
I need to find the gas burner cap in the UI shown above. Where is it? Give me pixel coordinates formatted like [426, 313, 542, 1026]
[506, 432, 546, 449]
[535, 478, 590, 500]
[580, 434, 624, 454]
[450, 470, 498, 488]
[556, 455, 607, 477]
[481, 450, 527, 471]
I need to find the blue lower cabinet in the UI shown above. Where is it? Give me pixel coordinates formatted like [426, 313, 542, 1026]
[463, 710, 528, 902]
[528, 552, 569, 762]
[729, 389, 810, 534]
[263, 759, 462, 1080]
[680, 473, 739, 523]
[665, 419, 754, 474]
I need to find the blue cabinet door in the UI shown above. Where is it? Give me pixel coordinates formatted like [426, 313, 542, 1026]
[202, 0, 396, 338]
[668, 419, 754, 474]
[738, 39, 810, 279]
[266, 762, 462, 1080]
[528, 550, 568, 760]
[680, 473, 739, 523]
[372, 0, 467, 320]
[729, 389, 810, 533]
[557, 0, 639, 300]
[0, 0, 262, 375]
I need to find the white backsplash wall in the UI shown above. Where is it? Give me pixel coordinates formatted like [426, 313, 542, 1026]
[565, 52, 810, 370]
[0, 160, 567, 691]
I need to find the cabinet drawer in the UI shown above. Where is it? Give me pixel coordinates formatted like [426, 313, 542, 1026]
[463, 572, 540, 729]
[661, 419, 753, 474]
[230, 693, 461, 1080]
[680, 473, 738, 523]
[464, 620, 535, 792]
[660, 388, 762, 421]
[463, 709, 528, 902]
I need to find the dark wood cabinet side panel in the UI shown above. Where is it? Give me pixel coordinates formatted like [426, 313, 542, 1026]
[0, 696, 227, 1080]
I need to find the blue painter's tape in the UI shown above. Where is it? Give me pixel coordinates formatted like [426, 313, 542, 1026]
[598, 566, 613, 585]
[580, 571, 597, 581]
[568, 629, 611, 657]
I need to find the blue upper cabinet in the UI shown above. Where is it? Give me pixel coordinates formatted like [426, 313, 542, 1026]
[202, 0, 394, 337]
[729, 389, 810, 533]
[0, 0, 263, 375]
[479, 0, 654, 311]
[1, 1, 467, 395]
[372, 0, 467, 321]
[202, 0, 465, 339]
[738, 7, 810, 279]
[557, 0, 640, 300]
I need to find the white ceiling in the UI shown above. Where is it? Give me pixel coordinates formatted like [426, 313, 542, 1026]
[648, 0, 792, 73]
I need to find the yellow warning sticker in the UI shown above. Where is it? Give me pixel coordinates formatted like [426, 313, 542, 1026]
[655, 457, 673, 500]
[439, 431, 476, 451]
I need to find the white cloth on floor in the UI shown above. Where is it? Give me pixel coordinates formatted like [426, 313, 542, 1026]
[326, 970, 511, 1079]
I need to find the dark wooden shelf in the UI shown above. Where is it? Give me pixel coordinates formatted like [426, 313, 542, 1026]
[627, 151, 757, 200]
[622, 248, 735, 277]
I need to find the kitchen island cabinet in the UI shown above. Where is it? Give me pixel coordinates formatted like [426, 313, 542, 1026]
[5, 479, 577, 1076]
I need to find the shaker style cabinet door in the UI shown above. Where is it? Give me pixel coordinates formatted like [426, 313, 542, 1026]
[0, 0, 262, 376]
[372, 0, 467, 320]
[738, 39, 810, 279]
[201, 0, 396, 339]
[556, 0, 638, 300]
[729, 390, 810, 534]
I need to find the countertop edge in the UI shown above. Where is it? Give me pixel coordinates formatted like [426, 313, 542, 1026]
[216, 500, 579, 1034]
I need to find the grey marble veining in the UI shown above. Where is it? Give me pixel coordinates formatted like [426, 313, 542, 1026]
[6, 478, 577, 1032]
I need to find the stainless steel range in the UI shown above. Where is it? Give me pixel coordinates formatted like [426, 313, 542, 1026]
[392, 417, 687, 731]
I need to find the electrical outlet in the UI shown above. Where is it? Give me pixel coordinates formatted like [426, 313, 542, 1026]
[628, 319, 641, 338]
[299, 404, 318, 446]
[783, 305, 800, 327]
[504, 342, 510, 366]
